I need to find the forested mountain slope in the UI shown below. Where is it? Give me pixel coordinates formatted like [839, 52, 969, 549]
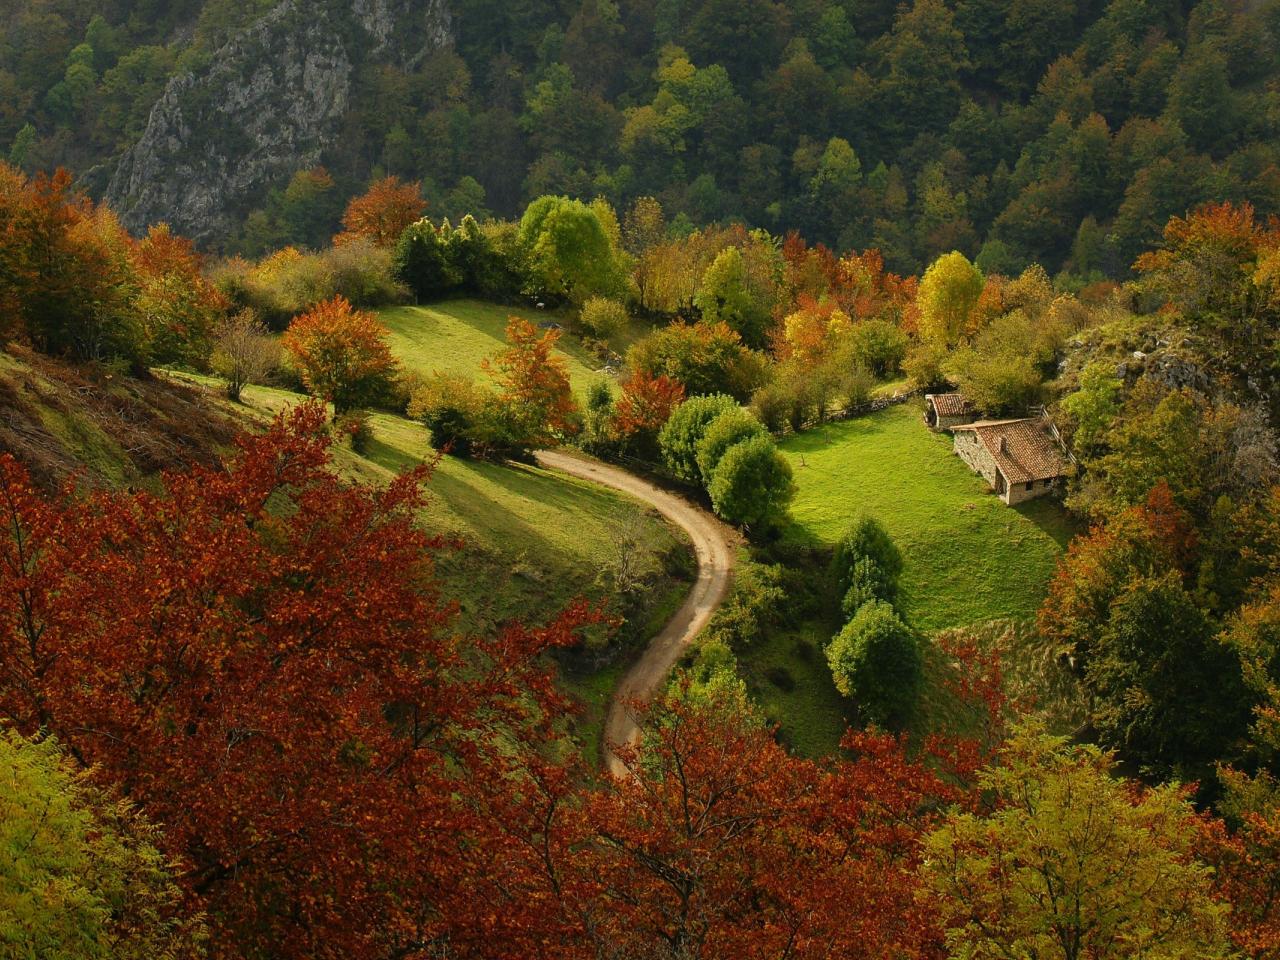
[2, 0, 1277, 274]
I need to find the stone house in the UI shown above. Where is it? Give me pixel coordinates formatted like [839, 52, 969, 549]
[924, 393, 976, 431]
[951, 417, 1070, 505]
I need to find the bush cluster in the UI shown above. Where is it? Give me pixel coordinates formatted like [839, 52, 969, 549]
[658, 397, 794, 530]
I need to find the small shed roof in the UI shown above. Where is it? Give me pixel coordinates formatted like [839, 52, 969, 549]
[952, 418, 1069, 484]
[926, 393, 974, 417]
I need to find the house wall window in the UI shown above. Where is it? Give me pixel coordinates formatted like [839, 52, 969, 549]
[1025, 481, 1034, 491]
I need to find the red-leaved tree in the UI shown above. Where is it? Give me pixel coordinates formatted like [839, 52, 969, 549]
[612, 370, 685, 438]
[550, 691, 952, 959]
[0, 403, 595, 960]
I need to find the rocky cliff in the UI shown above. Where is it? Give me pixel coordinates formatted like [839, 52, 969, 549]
[105, 0, 451, 245]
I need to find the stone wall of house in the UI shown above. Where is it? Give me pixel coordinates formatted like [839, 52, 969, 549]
[1005, 476, 1058, 506]
[953, 432, 1000, 490]
[936, 413, 974, 431]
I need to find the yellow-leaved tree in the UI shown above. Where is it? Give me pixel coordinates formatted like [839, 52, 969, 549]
[922, 721, 1234, 960]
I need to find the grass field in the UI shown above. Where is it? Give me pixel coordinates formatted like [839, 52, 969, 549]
[779, 402, 1078, 634]
[379, 299, 602, 395]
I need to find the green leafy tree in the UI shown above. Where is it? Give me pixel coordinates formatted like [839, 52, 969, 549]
[0, 730, 203, 959]
[694, 246, 772, 349]
[1062, 361, 1121, 453]
[1084, 572, 1249, 781]
[579, 296, 628, 339]
[923, 722, 1235, 960]
[825, 600, 921, 725]
[707, 433, 795, 528]
[846, 318, 908, 378]
[659, 393, 739, 483]
[694, 407, 767, 484]
[518, 195, 625, 303]
[840, 557, 896, 618]
[832, 514, 903, 597]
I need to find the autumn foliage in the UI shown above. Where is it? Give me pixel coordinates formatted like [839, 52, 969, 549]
[483, 316, 581, 446]
[0, 162, 230, 367]
[0, 404, 598, 959]
[611, 370, 685, 438]
[335, 175, 427, 248]
[282, 294, 398, 415]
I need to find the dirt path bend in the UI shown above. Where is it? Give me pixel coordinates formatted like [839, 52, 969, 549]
[533, 450, 736, 778]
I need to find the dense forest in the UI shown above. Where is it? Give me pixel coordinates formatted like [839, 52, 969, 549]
[2, 0, 1279, 274]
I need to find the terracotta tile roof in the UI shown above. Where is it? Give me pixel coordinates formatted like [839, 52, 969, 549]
[952, 418, 1069, 484]
[927, 393, 974, 417]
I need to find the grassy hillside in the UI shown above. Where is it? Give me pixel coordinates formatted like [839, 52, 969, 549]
[779, 402, 1077, 634]
[379, 299, 601, 395]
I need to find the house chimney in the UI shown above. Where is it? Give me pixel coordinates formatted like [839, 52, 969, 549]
[999, 436, 1008, 454]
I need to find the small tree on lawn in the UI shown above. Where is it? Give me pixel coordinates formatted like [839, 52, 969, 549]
[707, 434, 795, 529]
[282, 295, 398, 418]
[826, 600, 921, 727]
[483, 316, 580, 448]
[211, 309, 279, 402]
[832, 514, 903, 596]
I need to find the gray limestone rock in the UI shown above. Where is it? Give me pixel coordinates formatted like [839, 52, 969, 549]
[106, 0, 451, 245]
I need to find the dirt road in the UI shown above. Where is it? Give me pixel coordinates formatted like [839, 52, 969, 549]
[533, 450, 735, 778]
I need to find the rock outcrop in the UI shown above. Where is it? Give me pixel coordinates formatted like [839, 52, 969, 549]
[106, 0, 451, 245]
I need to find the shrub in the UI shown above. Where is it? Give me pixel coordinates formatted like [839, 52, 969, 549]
[322, 237, 407, 306]
[580, 297, 629, 339]
[336, 411, 374, 455]
[407, 373, 494, 458]
[704, 560, 787, 649]
[628, 322, 767, 401]
[393, 219, 460, 300]
[904, 341, 950, 390]
[707, 434, 796, 529]
[211, 309, 279, 402]
[750, 360, 816, 433]
[832, 514, 903, 596]
[825, 600, 922, 726]
[695, 408, 768, 485]
[659, 393, 739, 483]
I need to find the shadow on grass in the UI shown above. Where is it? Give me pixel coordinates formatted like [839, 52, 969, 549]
[1012, 496, 1084, 551]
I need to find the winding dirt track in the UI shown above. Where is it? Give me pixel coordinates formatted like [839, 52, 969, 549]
[533, 451, 736, 778]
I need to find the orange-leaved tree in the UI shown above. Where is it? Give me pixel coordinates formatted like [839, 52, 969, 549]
[0, 403, 597, 960]
[334, 175, 427, 247]
[131, 222, 228, 368]
[612, 370, 685, 438]
[483, 316, 580, 447]
[282, 294, 398, 416]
